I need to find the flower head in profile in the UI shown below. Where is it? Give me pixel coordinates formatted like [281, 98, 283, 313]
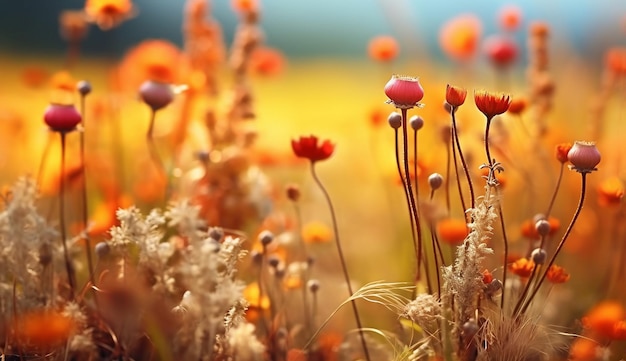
[567, 141, 601, 173]
[445, 84, 467, 108]
[384, 75, 424, 109]
[474, 90, 511, 119]
[84, 0, 135, 30]
[546, 265, 570, 284]
[291, 135, 334, 163]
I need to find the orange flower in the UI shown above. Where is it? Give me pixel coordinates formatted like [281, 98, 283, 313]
[117, 39, 187, 90]
[529, 21, 550, 38]
[509, 258, 534, 278]
[474, 90, 511, 119]
[445, 84, 467, 107]
[520, 216, 560, 239]
[439, 14, 483, 61]
[302, 221, 332, 244]
[583, 301, 626, 339]
[568, 338, 599, 361]
[507, 96, 527, 115]
[50, 70, 76, 92]
[287, 349, 307, 361]
[84, 0, 135, 30]
[59, 10, 89, 42]
[482, 269, 494, 284]
[243, 282, 270, 323]
[368, 106, 386, 128]
[498, 5, 522, 31]
[13, 310, 75, 349]
[368, 35, 399, 62]
[480, 166, 506, 188]
[606, 47, 626, 75]
[597, 177, 624, 206]
[284, 274, 303, 290]
[546, 265, 570, 284]
[231, 0, 258, 12]
[613, 320, 626, 340]
[555, 143, 572, 164]
[250, 46, 286, 76]
[436, 218, 469, 245]
[21, 66, 48, 89]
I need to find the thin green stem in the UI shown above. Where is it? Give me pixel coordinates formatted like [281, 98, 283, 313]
[59, 132, 76, 300]
[310, 163, 371, 361]
[520, 172, 587, 315]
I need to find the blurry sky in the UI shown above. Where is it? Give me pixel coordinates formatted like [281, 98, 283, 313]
[1, 0, 625, 61]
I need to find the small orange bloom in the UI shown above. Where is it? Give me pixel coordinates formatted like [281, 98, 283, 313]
[302, 221, 332, 244]
[583, 301, 626, 340]
[59, 10, 89, 42]
[568, 338, 599, 361]
[21, 66, 49, 89]
[250, 47, 286, 76]
[368, 106, 386, 127]
[50, 70, 76, 92]
[243, 282, 270, 323]
[498, 5, 522, 31]
[507, 97, 527, 115]
[555, 143, 572, 164]
[482, 269, 494, 284]
[606, 47, 626, 75]
[474, 90, 511, 119]
[446, 84, 467, 107]
[117, 39, 187, 90]
[284, 274, 303, 290]
[84, 0, 135, 30]
[597, 177, 624, 206]
[520, 216, 560, 239]
[436, 218, 469, 245]
[546, 265, 570, 284]
[287, 349, 307, 361]
[613, 321, 626, 340]
[13, 310, 75, 349]
[529, 21, 550, 38]
[509, 258, 534, 278]
[231, 0, 258, 12]
[368, 35, 399, 62]
[439, 14, 483, 61]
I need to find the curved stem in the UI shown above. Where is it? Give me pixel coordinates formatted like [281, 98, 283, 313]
[444, 132, 452, 214]
[451, 108, 475, 209]
[59, 132, 76, 299]
[545, 163, 564, 218]
[451, 126, 468, 220]
[520, 172, 587, 315]
[484, 116, 494, 166]
[79, 94, 95, 287]
[310, 163, 371, 361]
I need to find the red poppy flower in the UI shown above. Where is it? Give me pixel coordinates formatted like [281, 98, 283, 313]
[474, 90, 511, 119]
[291, 135, 334, 163]
[446, 84, 467, 107]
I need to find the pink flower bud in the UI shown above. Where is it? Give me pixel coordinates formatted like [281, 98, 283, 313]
[384, 75, 424, 109]
[139, 80, 174, 111]
[43, 103, 82, 132]
[567, 141, 601, 173]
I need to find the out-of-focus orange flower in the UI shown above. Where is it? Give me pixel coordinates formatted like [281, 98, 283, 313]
[520, 216, 560, 239]
[583, 301, 626, 340]
[243, 282, 270, 323]
[250, 46, 286, 76]
[613, 320, 626, 340]
[555, 143, 572, 164]
[529, 21, 550, 38]
[483, 35, 518, 68]
[287, 349, 307, 361]
[117, 39, 187, 90]
[368, 35, 399, 62]
[13, 310, 75, 349]
[312, 332, 342, 361]
[507, 97, 527, 115]
[606, 47, 626, 75]
[368, 106, 386, 128]
[302, 221, 332, 244]
[50, 70, 76, 92]
[231, 0, 258, 12]
[21, 66, 49, 89]
[498, 5, 522, 31]
[436, 218, 469, 246]
[439, 14, 483, 61]
[597, 177, 624, 206]
[284, 274, 303, 290]
[568, 338, 599, 361]
[59, 10, 89, 42]
[509, 258, 534, 278]
[482, 269, 494, 284]
[480, 166, 506, 188]
[474, 90, 511, 119]
[84, 0, 135, 30]
[546, 265, 570, 284]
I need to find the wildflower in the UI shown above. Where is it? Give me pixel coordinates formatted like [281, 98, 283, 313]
[520, 216, 560, 239]
[507, 97, 527, 115]
[436, 218, 469, 245]
[474, 90, 511, 119]
[605, 47, 626, 75]
[483, 35, 518, 68]
[613, 321, 626, 340]
[555, 143, 572, 163]
[567, 141, 601, 173]
[291, 135, 335, 163]
[568, 338, 599, 361]
[139, 80, 174, 111]
[439, 14, 483, 61]
[529, 21, 550, 38]
[445, 84, 467, 107]
[117, 39, 187, 89]
[287, 349, 307, 361]
[597, 177, 624, 206]
[368, 106, 386, 127]
[59, 10, 89, 43]
[249, 46, 286, 76]
[368, 35, 399, 62]
[384, 75, 424, 109]
[21, 66, 48, 89]
[84, 0, 135, 30]
[482, 269, 494, 284]
[13, 310, 75, 348]
[302, 221, 332, 244]
[44, 103, 82, 132]
[50, 71, 77, 93]
[231, 0, 259, 13]
[509, 258, 534, 278]
[498, 5, 522, 31]
[583, 301, 626, 339]
[546, 265, 570, 283]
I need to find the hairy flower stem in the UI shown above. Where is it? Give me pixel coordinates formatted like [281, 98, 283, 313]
[400, 108, 427, 291]
[545, 163, 564, 218]
[520, 172, 588, 315]
[79, 94, 96, 287]
[451, 108, 475, 209]
[310, 163, 371, 361]
[59, 132, 76, 299]
[394, 129, 426, 296]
